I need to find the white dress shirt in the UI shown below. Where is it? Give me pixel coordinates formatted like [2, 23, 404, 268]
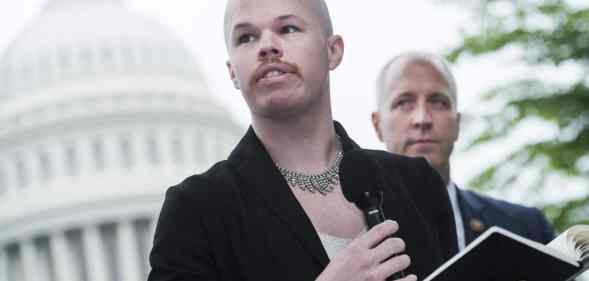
[447, 182, 466, 250]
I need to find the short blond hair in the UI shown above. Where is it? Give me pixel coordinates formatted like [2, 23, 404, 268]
[376, 51, 457, 109]
[223, 0, 334, 47]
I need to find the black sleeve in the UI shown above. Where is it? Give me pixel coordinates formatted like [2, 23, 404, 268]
[148, 184, 220, 281]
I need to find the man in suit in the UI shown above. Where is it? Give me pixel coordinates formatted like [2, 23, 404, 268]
[148, 2, 456, 281]
[371, 51, 554, 251]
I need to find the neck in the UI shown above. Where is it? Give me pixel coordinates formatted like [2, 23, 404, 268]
[252, 95, 338, 174]
[438, 163, 451, 187]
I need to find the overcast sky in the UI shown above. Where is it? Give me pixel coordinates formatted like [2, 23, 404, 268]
[0, 0, 524, 187]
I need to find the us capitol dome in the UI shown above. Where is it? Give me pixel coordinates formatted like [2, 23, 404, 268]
[0, 0, 243, 280]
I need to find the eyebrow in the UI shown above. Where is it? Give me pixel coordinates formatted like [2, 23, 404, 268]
[232, 22, 254, 32]
[393, 92, 415, 99]
[386, 92, 413, 105]
[232, 14, 303, 32]
[430, 91, 446, 96]
[429, 91, 452, 100]
[277, 14, 299, 21]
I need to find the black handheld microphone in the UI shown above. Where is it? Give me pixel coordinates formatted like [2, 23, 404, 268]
[339, 150, 405, 279]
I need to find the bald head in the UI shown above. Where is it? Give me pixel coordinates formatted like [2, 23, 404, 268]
[376, 51, 458, 110]
[223, 0, 334, 47]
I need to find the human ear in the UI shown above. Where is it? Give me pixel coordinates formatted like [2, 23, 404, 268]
[226, 60, 240, 90]
[454, 112, 461, 141]
[371, 111, 384, 142]
[327, 35, 344, 70]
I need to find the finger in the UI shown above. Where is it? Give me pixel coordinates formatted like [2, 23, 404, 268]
[372, 237, 405, 263]
[358, 220, 399, 248]
[395, 274, 417, 281]
[374, 254, 411, 280]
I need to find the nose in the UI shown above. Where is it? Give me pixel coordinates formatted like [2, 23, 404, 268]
[258, 32, 283, 60]
[412, 104, 433, 130]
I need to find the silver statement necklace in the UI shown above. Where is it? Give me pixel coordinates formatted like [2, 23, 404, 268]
[276, 136, 343, 196]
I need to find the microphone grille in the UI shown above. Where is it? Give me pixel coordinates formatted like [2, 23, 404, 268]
[339, 150, 383, 204]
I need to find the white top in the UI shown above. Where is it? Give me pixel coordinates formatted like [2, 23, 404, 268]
[319, 182, 467, 259]
[447, 182, 466, 250]
[318, 232, 354, 260]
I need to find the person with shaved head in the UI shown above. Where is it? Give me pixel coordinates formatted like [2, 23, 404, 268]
[371, 51, 554, 253]
[148, 2, 457, 281]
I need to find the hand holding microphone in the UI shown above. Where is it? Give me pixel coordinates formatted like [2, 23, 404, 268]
[316, 150, 414, 281]
[316, 220, 415, 281]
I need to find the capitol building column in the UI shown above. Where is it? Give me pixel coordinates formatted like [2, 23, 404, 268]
[118, 220, 142, 281]
[0, 245, 6, 281]
[51, 231, 75, 281]
[83, 225, 108, 281]
[4, 165, 16, 196]
[20, 239, 39, 281]
[146, 219, 157, 273]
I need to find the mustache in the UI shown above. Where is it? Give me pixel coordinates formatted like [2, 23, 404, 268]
[249, 58, 300, 87]
[259, 58, 300, 72]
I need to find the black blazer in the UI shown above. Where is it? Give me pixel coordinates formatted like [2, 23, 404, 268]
[457, 188, 555, 245]
[148, 122, 457, 281]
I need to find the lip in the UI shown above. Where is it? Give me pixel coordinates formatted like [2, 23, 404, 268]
[407, 139, 438, 146]
[252, 62, 297, 84]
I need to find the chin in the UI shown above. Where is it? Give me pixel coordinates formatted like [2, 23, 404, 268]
[254, 103, 301, 120]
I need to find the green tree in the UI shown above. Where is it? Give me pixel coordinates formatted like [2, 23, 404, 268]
[447, 0, 589, 231]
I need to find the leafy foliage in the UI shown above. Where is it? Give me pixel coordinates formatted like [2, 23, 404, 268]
[448, 0, 589, 231]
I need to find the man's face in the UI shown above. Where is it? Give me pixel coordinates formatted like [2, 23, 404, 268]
[372, 61, 460, 173]
[225, 0, 342, 119]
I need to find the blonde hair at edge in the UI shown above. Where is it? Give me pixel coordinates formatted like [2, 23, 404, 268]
[223, 0, 334, 46]
[376, 51, 458, 110]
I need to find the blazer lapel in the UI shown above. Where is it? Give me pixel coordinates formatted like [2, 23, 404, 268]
[226, 122, 361, 268]
[227, 127, 330, 268]
[456, 188, 487, 244]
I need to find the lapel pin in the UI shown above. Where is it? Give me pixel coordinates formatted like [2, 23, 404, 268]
[469, 219, 485, 233]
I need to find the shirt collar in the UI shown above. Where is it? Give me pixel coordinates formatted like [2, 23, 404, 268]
[447, 181, 458, 202]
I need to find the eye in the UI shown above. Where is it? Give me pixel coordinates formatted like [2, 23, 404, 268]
[392, 99, 413, 111]
[281, 25, 299, 34]
[430, 97, 450, 109]
[237, 34, 256, 45]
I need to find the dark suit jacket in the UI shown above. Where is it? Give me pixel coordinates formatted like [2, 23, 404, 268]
[457, 188, 555, 245]
[148, 122, 458, 281]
